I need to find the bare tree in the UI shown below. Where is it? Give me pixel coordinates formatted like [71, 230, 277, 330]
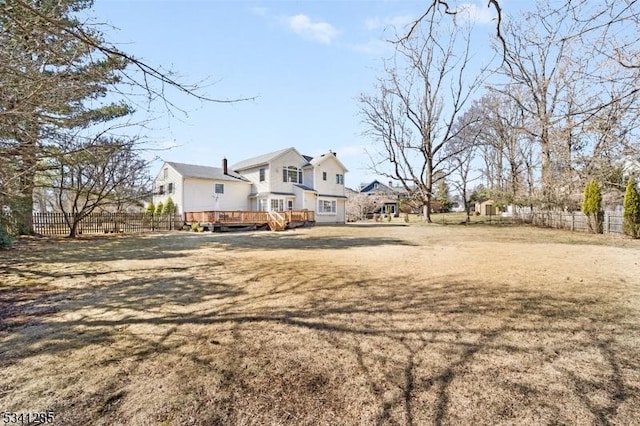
[360, 9, 488, 222]
[48, 135, 151, 237]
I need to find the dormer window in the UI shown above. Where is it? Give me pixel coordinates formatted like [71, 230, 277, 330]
[283, 166, 302, 184]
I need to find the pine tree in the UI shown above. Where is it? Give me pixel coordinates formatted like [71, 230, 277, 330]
[0, 0, 131, 234]
[623, 177, 640, 238]
[145, 202, 155, 216]
[162, 197, 176, 214]
[581, 180, 602, 233]
[155, 202, 164, 215]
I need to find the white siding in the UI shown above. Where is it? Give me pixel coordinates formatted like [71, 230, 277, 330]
[315, 197, 346, 224]
[313, 155, 346, 197]
[182, 178, 251, 212]
[269, 149, 307, 194]
[153, 163, 184, 213]
[239, 166, 270, 194]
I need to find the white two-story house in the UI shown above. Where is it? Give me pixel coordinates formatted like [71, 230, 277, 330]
[153, 147, 348, 224]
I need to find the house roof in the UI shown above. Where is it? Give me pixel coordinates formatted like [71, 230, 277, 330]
[249, 191, 296, 198]
[309, 151, 349, 172]
[166, 162, 248, 182]
[359, 179, 406, 194]
[230, 147, 298, 171]
[294, 184, 316, 192]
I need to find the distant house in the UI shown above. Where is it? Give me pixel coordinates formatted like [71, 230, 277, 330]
[357, 179, 409, 217]
[152, 147, 348, 224]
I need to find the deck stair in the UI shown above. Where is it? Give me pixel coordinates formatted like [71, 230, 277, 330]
[267, 211, 288, 231]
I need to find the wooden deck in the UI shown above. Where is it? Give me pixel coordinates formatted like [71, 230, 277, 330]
[184, 210, 315, 232]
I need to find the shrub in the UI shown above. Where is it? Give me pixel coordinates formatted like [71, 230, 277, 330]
[581, 180, 603, 233]
[0, 223, 14, 249]
[145, 202, 155, 215]
[623, 177, 640, 238]
[155, 202, 164, 215]
[163, 197, 176, 214]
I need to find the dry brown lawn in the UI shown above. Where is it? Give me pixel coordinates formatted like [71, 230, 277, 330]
[1, 223, 639, 425]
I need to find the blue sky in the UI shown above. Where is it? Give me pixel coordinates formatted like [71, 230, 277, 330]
[89, 0, 503, 187]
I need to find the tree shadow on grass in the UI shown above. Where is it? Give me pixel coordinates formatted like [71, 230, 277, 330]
[1, 231, 418, 266]
[1, 257, 639, 425]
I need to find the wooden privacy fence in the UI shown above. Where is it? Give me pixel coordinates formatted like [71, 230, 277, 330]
[512, 210, 624, 235]
[31, 212, 183, 236]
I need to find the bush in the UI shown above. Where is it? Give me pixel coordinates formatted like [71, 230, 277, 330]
[145, 202, 155, 215]
[581, 180, 603, 233]
[155, 202, 164, 215]
[0, 223, 14, 248]
[623, 177, 640, 238]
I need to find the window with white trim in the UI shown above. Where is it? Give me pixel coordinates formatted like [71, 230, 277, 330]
[336, 174, 344, 185]
[258, 199, 268, 211]
[271, 199, 284, 211]
[282, 166, 302, 184]
[318, 199, 337, 214]
[215, 183, 224, 194]
[163, 168, 168, 179]
[168, 182, 174, 193]
[259, 168, 266, 182]
[322, 171, 327, 181]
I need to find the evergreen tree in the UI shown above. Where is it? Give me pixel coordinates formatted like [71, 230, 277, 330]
[623, 177, 640, 238]
[581, 180, 603, 233]
[162, 197, 176, 214]
[145, 202, 155, 215]
[0, 0, 131, 234]
[155, 202, 164, 215]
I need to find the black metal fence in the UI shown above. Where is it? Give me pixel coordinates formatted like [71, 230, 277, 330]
[27, 212, 183, 236]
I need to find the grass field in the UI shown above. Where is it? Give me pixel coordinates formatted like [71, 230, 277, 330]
[1, 223, 639, 425]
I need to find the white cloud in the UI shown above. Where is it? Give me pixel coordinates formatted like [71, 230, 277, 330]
[456, 2, 497, 24]
[284, 14, 339, 44]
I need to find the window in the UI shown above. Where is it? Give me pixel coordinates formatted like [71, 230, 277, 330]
[158, 184, 165, 195]
[323, 171, 327, 181]
[163, 168, 168, 179]
[336, 174, 344, 185]
[168, 182, 174, 193]
[287, 200, 293, 210]
[215, 183, 224, 194]
[271, 199, 284, 211]
[258, 199, 268, 211]
[318, 199, 337, 214]
[282, 166, 302, 184]
[259, 168, 266, 182]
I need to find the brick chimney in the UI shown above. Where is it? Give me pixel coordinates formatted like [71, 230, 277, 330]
[222, 158, 228, 175]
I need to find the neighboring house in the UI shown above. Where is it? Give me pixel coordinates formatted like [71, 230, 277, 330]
[152, 147, 348, 224]
[357, 179, 410, 217]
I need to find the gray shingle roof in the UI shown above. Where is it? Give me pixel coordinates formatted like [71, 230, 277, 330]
[167, 162, 248, 182]
[230, 147, 293, 171]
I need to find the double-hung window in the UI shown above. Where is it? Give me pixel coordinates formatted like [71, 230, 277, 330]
[259, 168, 266, 182]
[336, 174, 344, 185]
[215, 183, 224, 194]
[318, 199, 337, 214]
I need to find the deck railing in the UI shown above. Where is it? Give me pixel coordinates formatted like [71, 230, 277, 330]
[185, 210, 315, 224]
